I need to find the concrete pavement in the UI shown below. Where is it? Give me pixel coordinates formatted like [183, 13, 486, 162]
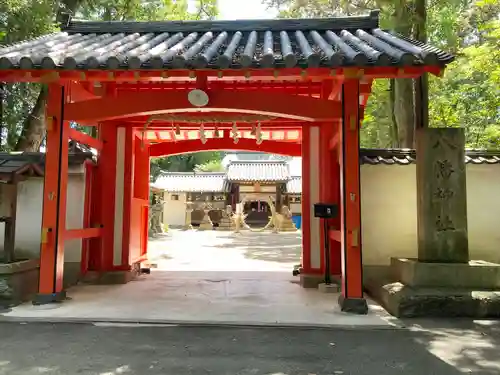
[0, 321, 499, 374]
[2, 231, 392, 328]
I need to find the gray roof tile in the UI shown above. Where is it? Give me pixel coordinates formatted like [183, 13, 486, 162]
[0, 11, 453, 71]
[153, 172, 228, 193]
[227, 160, 290, 182]
[360, 149, 500, 165]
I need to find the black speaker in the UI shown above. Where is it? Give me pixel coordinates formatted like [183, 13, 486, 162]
[313, 203, 338, 219]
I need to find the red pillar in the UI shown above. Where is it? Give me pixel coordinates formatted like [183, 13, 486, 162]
[97, 122, 118, 271]
[330, 150, 341, 276]
[80, 160, 95, 276]
[319, 123, 342, 277]
[338, 78, 368, 314]
[134, 132, 150, 260]
[35, 84, 69, 304]
[301, 125, 312, 273]
[121, 126, 134, 266]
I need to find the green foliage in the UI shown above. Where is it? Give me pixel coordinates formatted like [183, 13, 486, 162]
[0, 0, 218, 152]
[79, 0, 218, 21]
[194, 159, 225, 172]
[263, 0, 500, 149]
[429, 19, 500, 148]
[150, 152, 225, 181]
[0, 0, 59, 151]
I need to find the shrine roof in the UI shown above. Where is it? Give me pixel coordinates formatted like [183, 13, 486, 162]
[286, 176, 302, 194]
[153, 172, 228, 193]
[226, 160, 290, 182]
[0, 147, 92, 182]
[360, 149, 500, 165]
[0, 11, 454, 71]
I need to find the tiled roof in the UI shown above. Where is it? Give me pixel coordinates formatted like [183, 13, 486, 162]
[360, 149, 500, 165]
[152, 172, 228, 192]
[286, 176, 302, 194]
[0, 147, 92, 182]
[227, 160, 290, 182]
[0, 11, 453, 71]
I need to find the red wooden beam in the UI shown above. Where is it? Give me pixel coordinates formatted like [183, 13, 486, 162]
[0, 66, 442, 83]
[149, 137, 301, 157]
[68, 128, 103, 151]
[64, 227, 102, 241]
[64, 90, 341, 123]
[68, 81, 99, 102]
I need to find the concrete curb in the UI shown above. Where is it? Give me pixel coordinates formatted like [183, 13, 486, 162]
[0, 316, 405, 330]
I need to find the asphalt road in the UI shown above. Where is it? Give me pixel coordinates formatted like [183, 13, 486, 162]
[1, 322, 499, 375]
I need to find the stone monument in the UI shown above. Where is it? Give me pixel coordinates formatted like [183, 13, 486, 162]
[370, 128, 500, 318]
[232, 203, 245, 233]
[149, 199, 164, 236]
[198, 202, 214, 231]
[217, 205, 233, 231]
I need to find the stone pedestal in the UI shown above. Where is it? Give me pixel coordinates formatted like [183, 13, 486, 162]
[0, 259, 39, 308]
[374, 258, 500, 318]
[198, 204, 214, 231]
[183, 202, 194, 231]
[367, 129, 500, 318]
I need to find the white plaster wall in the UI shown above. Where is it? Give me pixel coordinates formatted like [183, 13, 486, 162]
[290, 203, 301, 214]
[163, 192, 187, 227]
[0, 167, 85, 262]
[361, 163, 500, 265]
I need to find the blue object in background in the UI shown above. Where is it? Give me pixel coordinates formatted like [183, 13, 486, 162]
[292, 215, 302, 229]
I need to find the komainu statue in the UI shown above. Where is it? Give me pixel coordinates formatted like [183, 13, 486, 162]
[276, 205, 297, 232]
[149, 197, 165, 236]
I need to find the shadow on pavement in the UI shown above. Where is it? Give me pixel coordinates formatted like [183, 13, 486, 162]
[0, 322, 499, 374]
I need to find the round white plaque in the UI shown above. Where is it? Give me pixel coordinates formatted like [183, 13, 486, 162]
[187, 89, 209, 107]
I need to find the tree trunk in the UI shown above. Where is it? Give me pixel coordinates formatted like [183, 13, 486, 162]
[413, 0, 429, 130]
[14, 0, 84, 152]
[14, 85, 47, 152]
[392, 0, 416, 148]
[389, 79, 399, 147]
[0, 82, 4, 151]
[394, 78, 415, 147]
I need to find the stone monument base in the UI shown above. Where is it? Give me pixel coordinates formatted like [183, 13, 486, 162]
[0, 259, 39, 308]
[366, 258, 500, 318]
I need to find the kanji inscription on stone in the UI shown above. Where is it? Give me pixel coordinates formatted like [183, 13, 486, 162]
[436, 215, 455, 232]
[434, 187, 455, 200]
[435, 159, 454, 179]
[416, 127, 469, 263]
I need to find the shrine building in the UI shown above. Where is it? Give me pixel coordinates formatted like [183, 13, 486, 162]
[1, 10, 472, 315]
